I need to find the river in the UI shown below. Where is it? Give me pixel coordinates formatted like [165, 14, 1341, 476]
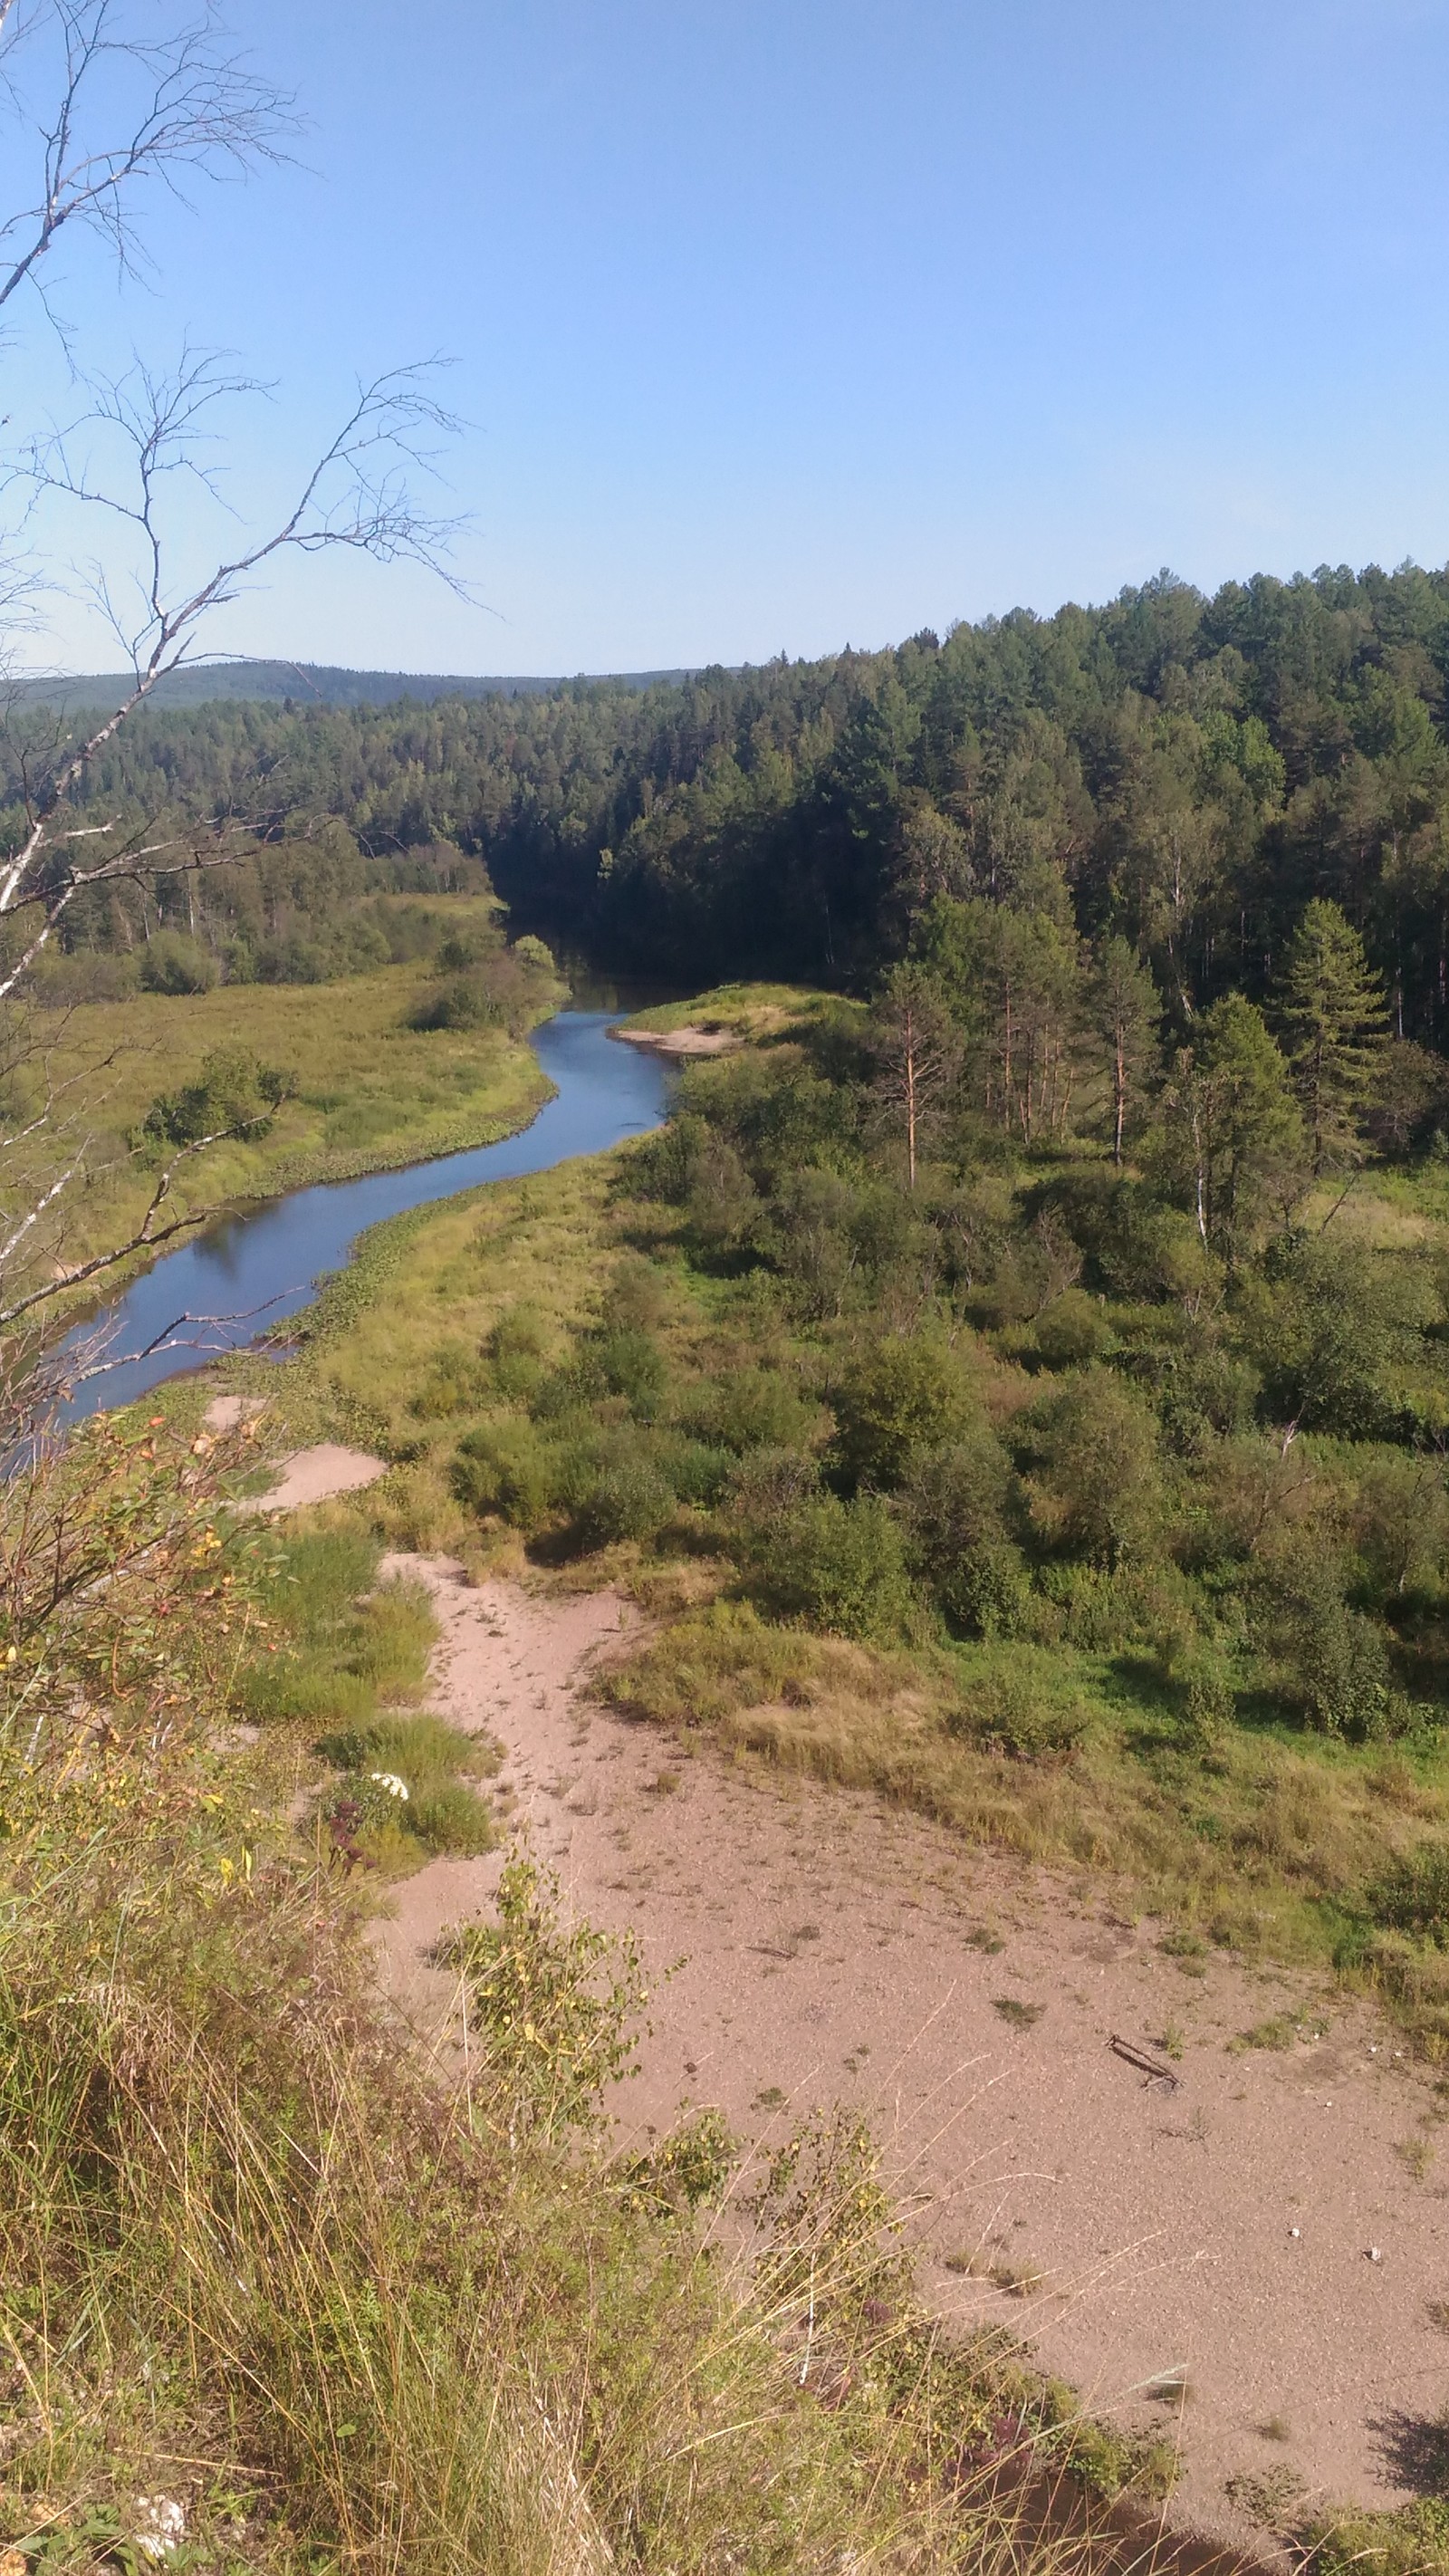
[57, 1010, 670, 1424]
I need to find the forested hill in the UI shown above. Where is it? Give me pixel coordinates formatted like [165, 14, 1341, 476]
[14, 658, 694, 713]
[16, 561, 1449, 1042]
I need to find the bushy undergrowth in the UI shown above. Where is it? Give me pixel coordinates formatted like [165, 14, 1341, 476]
[0, 1424, 1175, 2571]
[275, 993, 1449, 2043]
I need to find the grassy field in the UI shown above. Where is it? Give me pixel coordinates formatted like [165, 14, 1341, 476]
[16, 918, 555, 1286]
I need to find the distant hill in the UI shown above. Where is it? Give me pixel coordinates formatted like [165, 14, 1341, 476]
[13, 659, 699, 715]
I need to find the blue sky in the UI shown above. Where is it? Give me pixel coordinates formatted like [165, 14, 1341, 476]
[14, 0, 1449, 674]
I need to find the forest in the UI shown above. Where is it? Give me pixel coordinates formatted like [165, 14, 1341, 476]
[14, 559, 1449, 1052]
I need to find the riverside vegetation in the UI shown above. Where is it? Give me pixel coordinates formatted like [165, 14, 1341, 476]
[0, 890, 561, 1295]
[259, 929, 1449, 2063]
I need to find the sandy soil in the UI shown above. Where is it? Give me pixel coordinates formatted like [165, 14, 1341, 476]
[366, 1553, 1449, 2556]
[238, 1440, 388, 1514]
[612, 1024, 742, 1057]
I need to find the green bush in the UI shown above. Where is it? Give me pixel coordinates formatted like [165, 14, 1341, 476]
[1033, 1289, 1113, 1369]
[408, 1780, 497, 1856]
[1367, 1842, 1449, 1943]
[485, 1302, 554, 1402]
[572, 1455, 678, 1549]
[417, 972, 504, 1030]
[830, 1332, 981, 1489]
[948, 1663, 1088, 1760]
[897, 1435, 1027, 1637]
[138, 929, 217, 995]
[594, 1326, 667, 1418]
[677, 1365, 820, 1455]
[1254, 1545, 1398, 1737]
[452, 1420, 563, 1530]
[749, 1492, 920, 1643]
[1025, 1369, 1165, 1567]
[316, 1711, 494, 1785]
[143, 1044, 291, 1149]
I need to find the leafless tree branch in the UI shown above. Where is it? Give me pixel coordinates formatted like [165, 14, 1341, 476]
[0, 0, 297, 322]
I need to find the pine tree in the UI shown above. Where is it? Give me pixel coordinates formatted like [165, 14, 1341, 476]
[1278, 900, 1389, 1175]
[869, 963, 960, 1188]
[1092, 937, 1161, 1165]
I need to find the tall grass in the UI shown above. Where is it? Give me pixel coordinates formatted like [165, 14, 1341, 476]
[0, 1419, 1187, 2572]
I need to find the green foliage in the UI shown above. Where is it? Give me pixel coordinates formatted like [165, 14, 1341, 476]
[897, 1431, 1027, 1636]
[1025, 1370, 1165, 1567]
[1367, 1843, 1449, 1942]
[830, 1331, 981, 1488]
[1033, 1287, 1113, 1368]
[949, 1662, 1089, 1759]
[142, 1043, 292, 1149]
[749, 1489, 921, 1642]
[1154, 992, 1302, 1258]
[1280, 899, 1391, 1174]
[137, 928, 218, 994]
[437, 1851, 645, 2140]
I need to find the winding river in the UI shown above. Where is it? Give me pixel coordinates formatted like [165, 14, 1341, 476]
[58, 1010, 670, 1424]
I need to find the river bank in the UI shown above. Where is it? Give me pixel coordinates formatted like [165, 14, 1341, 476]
[61, 1010, 669, 1419]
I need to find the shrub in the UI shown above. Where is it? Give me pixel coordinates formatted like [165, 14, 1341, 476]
[143, 1045, 291, 1149]
[1243, 1236, 1423, 1441]
[897, 1434, 1027, 1637]
[1025, 1369, 1165, 1567]
[1253, 1545, 1397, 1737]
[830, 1332, 981, 1489]
[948, 1663, 1088, 1760]
[1367, 1842, 1449, 1943]
[600, 1252, 671, 1331]
[138, 929, 217, 994]
[677, 1366, 820, 1455]
[411, 970, 506, 1032]
[452, 1420, 562, 1530]
[407, 1779, 496, 1856]
[725, 1443, 823, 1525]
[478, 1306, 552, 1406]
[594, 1325, 667, 1418]
[1353, 1453, 1449, 1606]
[512, 932, 556, 972]
[572, 1456, 677, 1549]
[749, 1491, 920, 1643]
[1033, 1289, 1112, 1369]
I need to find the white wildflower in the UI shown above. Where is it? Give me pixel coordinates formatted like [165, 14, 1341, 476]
[369, 1771, 409, 1801]
[134, 2495, 186, 2560]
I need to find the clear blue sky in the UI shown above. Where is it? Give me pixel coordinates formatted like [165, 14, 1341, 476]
[19, 0, 1449, 674]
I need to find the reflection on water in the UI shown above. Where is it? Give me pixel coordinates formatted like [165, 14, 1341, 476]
[58, 1011, 670, 1423]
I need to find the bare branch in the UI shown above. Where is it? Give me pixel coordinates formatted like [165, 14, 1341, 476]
[0, 0, 298, 322]
[0, 1101, 277, 1330]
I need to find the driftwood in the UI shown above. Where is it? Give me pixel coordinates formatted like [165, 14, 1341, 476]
[1109, 2033, 1180, 2091]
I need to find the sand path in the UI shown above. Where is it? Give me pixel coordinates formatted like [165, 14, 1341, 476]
[364, 1553, 1449, 2555]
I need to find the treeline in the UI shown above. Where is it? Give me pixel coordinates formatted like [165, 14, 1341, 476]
[16, 560, 1449, 1037]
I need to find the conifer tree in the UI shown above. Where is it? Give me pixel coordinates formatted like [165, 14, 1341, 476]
[1278, 900, 1389, 1174]
[1092, 937, 1161, 1165]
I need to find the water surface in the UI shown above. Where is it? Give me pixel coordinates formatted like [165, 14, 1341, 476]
[60, 1011, 668, 1422]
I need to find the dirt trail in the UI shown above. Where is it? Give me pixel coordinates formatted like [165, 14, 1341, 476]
[370, 1554, 1449, 2553]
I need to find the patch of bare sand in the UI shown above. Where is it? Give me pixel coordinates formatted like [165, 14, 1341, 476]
[373, 1556, 1449, 2554]
[240, 1442, 388, 1513]
[611, 1024, 741, 1057]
